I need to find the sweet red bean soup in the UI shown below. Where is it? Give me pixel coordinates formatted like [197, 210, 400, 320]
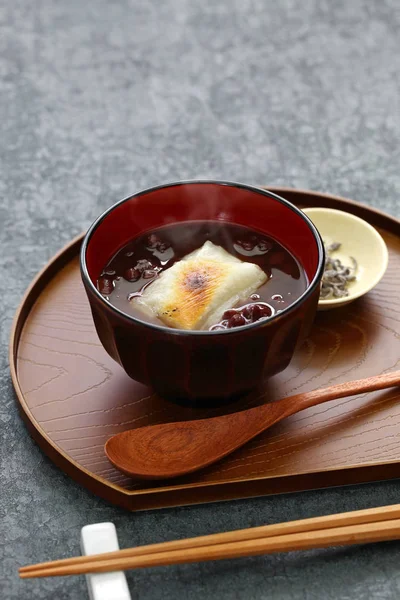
[97, 221, 308, 331]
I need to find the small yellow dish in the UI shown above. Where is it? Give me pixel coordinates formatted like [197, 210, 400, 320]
[302, 207, 389, 310]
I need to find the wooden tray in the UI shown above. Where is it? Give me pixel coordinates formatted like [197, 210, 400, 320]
[10, 188, 400, 511]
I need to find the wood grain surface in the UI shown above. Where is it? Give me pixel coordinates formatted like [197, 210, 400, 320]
[10, 189, 400, 511]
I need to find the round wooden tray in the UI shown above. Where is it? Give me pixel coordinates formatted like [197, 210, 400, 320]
[10, 188, 400, 511]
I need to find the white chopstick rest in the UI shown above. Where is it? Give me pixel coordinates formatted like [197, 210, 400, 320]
[80, 522, 131, 600]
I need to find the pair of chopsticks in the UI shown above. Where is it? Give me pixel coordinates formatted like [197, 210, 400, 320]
[20, 503, 400, 579]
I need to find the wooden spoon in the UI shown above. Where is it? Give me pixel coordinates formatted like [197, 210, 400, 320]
[105, 370, 400, 480]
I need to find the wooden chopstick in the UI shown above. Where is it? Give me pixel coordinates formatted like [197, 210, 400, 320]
[20, 504, 400, 579]
[20, 519, 400, 579]
[20, 503, 400, 573]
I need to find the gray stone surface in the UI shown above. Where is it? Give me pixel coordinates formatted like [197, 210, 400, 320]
[1, 0, 400, 598]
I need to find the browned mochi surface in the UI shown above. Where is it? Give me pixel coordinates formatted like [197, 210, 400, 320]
[163, 260, 228, 329]
[134, 241, 267, 330]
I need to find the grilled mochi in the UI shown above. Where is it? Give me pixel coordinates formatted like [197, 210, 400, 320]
[132, 241, 268, 330]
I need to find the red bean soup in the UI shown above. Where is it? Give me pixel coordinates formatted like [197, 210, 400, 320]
[97, 221, 308, 331]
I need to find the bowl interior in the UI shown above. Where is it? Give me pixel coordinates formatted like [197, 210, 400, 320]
[303, 207, 389, 304]
[85, 183, 322, 291]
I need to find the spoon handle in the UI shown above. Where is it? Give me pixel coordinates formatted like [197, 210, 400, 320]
[275, 370, 400, 422]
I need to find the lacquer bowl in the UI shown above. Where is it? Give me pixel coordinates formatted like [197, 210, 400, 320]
[81, 181, 324, 404]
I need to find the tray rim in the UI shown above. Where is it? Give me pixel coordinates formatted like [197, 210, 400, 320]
[9, 187, 400, 510]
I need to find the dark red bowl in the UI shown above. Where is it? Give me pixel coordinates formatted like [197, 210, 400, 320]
[81, 181, 324, 404]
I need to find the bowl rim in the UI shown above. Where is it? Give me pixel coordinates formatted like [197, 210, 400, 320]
[303, 207, 389, 306]
[80, 179, 325, 336]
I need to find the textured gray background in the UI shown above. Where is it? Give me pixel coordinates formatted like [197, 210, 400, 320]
[1, 0, 400, 598]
